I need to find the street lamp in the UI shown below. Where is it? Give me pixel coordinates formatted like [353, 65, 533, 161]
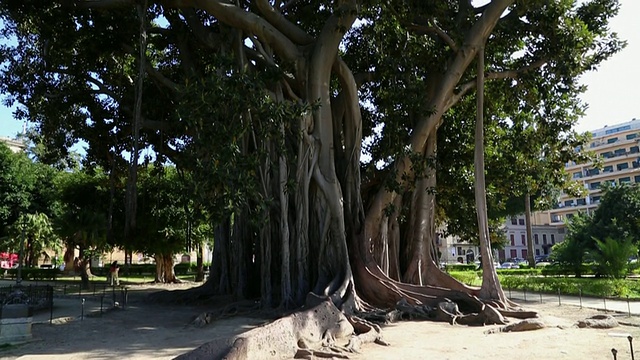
[16, 217, 26, 287]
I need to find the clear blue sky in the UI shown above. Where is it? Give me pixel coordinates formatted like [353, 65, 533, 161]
[0, 0, 637, 138]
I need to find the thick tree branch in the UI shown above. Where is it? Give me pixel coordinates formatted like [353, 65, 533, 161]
[182, 8, 222, 50]
[194, 0, 301, 63]
[407, 21, 458, 52]
[255, 0, 314, 45]
[122, 44, 181, 92]
[447, 58, 548, 109]
[485, 58, 547, 80]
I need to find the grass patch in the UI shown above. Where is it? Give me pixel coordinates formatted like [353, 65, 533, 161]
[448, 269, 640, 299]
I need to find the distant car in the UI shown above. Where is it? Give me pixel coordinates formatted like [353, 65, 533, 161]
[535, 262, 551, 268]
[500, 262, 519, 269]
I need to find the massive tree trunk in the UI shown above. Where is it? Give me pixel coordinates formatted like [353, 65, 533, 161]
[155, 253, 178, 283]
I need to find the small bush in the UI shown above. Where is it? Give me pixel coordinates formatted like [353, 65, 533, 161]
[444, 264, 477, 272]
[449, 271, 480, 285]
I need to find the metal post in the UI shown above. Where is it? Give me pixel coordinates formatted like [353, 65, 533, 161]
[81, 298, 85, 320]
[611, 348, 617, 360]
[558, 288, 561, 306]
[628, 336, 635, 360]
[579, 288, 582, 309]
[628, 295, 631, 317]
[49, 286, 53, 325]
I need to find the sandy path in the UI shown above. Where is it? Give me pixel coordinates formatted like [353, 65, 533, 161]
[2, 284, 639, 360]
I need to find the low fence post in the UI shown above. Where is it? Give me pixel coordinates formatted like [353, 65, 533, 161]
[579, 288, 582, 309]
[49, 285, 54, 325]
[558, 288, 561, 306]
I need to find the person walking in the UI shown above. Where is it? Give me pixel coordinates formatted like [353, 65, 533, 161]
[109, 261, 120, 286]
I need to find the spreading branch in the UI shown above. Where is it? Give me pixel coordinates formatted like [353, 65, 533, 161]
[407, 21, 458, 52]
[448, 58, 548, 108]
[255, 0, 314, 45]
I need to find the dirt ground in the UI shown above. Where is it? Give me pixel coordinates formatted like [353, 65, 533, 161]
[2, 283, 639, 360]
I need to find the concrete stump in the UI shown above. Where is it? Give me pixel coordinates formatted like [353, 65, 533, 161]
[0, 304, 33, 344]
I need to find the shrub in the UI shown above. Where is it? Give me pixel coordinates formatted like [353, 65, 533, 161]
[444, 264, 477, 272]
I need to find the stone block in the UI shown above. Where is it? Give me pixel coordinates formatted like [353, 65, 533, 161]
[0, 304, 33, 344]
[0, 304, 33, 318]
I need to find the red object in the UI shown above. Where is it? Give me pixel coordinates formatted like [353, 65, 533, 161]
[0, 252, 19, 269]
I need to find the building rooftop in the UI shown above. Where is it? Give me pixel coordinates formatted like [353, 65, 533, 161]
[0, 136, 27, 153]
[588, 118, 640, 138]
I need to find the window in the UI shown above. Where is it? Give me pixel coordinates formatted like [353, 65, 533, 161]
[510, 234, 515, 246]
[567, 213, 575, 220]
[608, 137, 618, 144]
[573, 171, 582, 179]
[551, 214, 561, 222]
[543, 234, 547, 245]
[620, 177, 631, 184]
[522, 249, 528, 259]
[535, 249, 540, 256]
[627, 133, 638, 140]
[558, 227, 565, 234]
[630, 146, 639, 154]
[615, 149, 626, 157]
[510, 217, 517, 225]
[457, 246, 463, 255]
[564, 200, 574, 206]
[576, 198, 586, 206]
[518, 219, 525, 225]
[636, 175, 640, 183]
[510, 249, 517, 259]
[590, 182, 601, 190]
[601, 151, 613, 158]
[534, 234, 539, 245]
[521, 234, 526, 245]
[588, 168, 600, 176]
[551, 234, 556, 244]
[592, 196, 601, 203]
[603, 165, 613, 173]
[618, 162, 629, 171]
[633, 161, 640, 169]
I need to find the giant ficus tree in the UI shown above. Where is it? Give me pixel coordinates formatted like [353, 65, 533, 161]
[0, 0, 624, 357]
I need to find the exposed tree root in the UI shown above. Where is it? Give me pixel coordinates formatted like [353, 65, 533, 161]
[177, 298, 385, 360]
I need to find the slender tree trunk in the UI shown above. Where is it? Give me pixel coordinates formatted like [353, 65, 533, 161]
[525, 193, 535, 266]
[195, 243, 205, 282]
[475, 46, 506, 303]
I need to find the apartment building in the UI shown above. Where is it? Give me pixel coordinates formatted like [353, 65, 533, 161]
[499, 215, 566, 262]
[0, 136, 26, 153]
[535, 118, 640, 226]
[500, 118, 640, 262]
[436, 231, 481, 264]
